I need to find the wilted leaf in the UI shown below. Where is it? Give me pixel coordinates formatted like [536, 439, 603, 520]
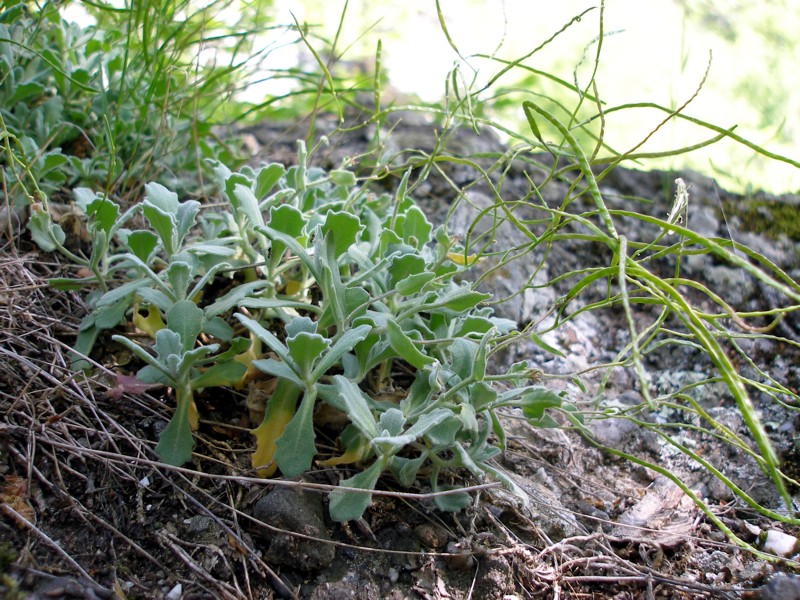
[106, 374, 164, 400]
[0, 475, 34, 523]
[133, 304, 165, 338]
[251, 379, 302, 477]
[317, 433, 370, 467]
[445, 251, 480, 266]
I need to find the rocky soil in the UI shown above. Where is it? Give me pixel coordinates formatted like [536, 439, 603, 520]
[1, 108, 799, 598]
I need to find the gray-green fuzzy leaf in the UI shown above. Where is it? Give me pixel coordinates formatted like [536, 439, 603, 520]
[378, 408, 406, 436]
[166, 300, 203, 353]
[287, 332, 330, 379]
[386, 321, 434, 370]
[310, 324, 372, 381]
[329, 459, 385, 522]
[251, 358, 303, 387]
[330, 375, 379, 439]
[275, 391, 317, 477]
[235, 314, 291, 363]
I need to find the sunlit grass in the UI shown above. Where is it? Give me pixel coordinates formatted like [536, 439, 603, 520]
[265, 0, 800, 193]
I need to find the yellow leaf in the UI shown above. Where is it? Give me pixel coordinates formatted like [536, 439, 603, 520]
[317, 437, 370, 467]
[188, 398, 199, 430]
[446, 251, 480, 266]
[251, 416, 289, 477]
[251, 379, 301, 477]
[284, 278, 303, 296]
[133, 304, 165, 338]
[233, 334, 262, 389]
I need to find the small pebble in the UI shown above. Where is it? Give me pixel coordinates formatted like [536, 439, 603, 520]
[761, 529, 799, 557]
[166, 583, 182, 600]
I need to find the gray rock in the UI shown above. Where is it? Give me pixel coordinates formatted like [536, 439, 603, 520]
[704, 265, 755, 306]
[446, 190, 554, 324]
[588, 416, 640, 449]
[253, 487, 336, 572]
[758, 573, 800, 600]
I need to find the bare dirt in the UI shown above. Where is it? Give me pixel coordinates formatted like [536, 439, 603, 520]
[2, 110, 800, 599]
